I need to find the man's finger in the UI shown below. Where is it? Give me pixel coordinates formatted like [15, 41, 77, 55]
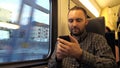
[59, 42, 68, 49]
[58, 42, 69, 53]
[57, 38, 70, 45]
[69, 35, 78, 43]
[57, 44, 68, 57]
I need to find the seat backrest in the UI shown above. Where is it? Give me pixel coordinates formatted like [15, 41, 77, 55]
[105, 32, 115, 56]
[118, 32, 120, 47]
[86, 17, 115, 56]
[86, 17, 105, 36]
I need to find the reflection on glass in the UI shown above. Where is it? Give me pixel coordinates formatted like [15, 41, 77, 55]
[0, 0, 20, 23]
[33, 9, 49, 25]
[0, 30, 9, 40]
[36, 0, 49, 10]
[0, 0, 50, 63]
[20, 4, 31, 25]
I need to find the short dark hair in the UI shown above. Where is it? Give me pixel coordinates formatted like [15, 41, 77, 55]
[68, 6, 87, 18]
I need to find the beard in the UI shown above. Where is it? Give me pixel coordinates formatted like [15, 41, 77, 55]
[70, 27, 84, 36]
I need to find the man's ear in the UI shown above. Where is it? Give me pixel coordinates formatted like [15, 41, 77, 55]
[85, 19, 88, 25]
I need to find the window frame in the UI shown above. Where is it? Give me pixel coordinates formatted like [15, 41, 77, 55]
[0, 0, 58, 67]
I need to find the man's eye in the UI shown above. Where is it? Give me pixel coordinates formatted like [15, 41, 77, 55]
[76, 18, 82, 22]
[68, 19, 73, 23]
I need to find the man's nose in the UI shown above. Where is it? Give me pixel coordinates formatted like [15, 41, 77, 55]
[72, 20, 77, 26]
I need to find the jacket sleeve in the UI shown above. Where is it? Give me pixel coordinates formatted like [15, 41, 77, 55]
[78, 35, 117, 68]
[48, 43, 62, 68]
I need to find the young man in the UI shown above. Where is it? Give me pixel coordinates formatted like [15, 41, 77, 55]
[48, 6, 117, 68]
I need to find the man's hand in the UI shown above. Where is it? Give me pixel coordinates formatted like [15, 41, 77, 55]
[56, 35, 82, 60]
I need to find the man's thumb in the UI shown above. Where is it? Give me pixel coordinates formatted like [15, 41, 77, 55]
[69, 35, 78, 43]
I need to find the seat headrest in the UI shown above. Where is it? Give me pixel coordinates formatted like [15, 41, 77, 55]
[86, 17, 105, 36]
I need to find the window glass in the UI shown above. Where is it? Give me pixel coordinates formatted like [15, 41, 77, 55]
[0, 0, 50, 63]
[33, 9, 49, 25]
[36, 0, 49, 10]
[19, 4, 31, 25]
[0, 0, 20, 23]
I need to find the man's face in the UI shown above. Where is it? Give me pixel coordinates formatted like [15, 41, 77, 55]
[68, 10, 88, 36]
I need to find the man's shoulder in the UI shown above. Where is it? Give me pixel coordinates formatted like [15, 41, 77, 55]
[85, 32, 107, 44]
[87, 32, 105, 39]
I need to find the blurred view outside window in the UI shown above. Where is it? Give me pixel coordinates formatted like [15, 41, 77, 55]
[0, 0, 50, 63]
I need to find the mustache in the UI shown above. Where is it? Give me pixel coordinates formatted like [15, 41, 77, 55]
[72, 26, 80, 30]
[70, 26, 82, 36]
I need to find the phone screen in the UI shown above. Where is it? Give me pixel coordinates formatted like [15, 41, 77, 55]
[59, 35, 70, 42]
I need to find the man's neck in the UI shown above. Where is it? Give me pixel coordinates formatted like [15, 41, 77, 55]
[72, 35, 81, 41]
[71, 30, 87, 42]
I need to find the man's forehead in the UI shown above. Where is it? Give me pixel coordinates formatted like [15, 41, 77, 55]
[68, 10, 85, 15]
[68, 10, 86, 19]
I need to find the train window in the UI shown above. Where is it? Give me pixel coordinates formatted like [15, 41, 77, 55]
[0, 0, 51, 64]
[36, 0, 49, 10]
[19, 4, 31, 25]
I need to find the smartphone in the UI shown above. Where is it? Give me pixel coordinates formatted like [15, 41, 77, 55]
[59, 35, 70, 42]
